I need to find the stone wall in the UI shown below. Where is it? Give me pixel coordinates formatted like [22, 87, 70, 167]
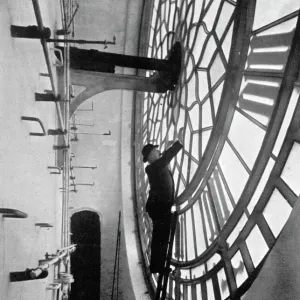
[69, 0, 149, 299]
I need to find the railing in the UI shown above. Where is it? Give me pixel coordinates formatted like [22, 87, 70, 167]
[10, 245, 76, 290]
[30, 244, 76, 278]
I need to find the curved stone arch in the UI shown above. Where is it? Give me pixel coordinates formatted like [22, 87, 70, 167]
[69, 70, 174, 117]
[70, 206, 102, 224]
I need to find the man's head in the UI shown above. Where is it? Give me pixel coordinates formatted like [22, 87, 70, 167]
[142, 144, 160, 163]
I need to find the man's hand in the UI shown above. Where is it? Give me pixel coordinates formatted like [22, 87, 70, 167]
[165, 127, 184, 149]
[177, 127, 184, 145]
[166, 140, 174, 148]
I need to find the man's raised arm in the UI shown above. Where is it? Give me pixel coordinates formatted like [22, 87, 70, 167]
[155, 140, 183, 168]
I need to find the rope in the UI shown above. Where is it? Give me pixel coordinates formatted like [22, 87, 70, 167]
[111, 212, 122, 300]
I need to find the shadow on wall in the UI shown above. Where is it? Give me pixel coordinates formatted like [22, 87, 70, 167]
[70, 211, 101, 300]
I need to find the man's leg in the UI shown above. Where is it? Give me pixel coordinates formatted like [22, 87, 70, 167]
[150, 215, 172, 273]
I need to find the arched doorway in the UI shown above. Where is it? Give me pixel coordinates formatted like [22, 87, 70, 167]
[70, 210, 101, 300]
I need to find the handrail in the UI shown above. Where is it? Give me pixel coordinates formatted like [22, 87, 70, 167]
[30, 244, 76, 278]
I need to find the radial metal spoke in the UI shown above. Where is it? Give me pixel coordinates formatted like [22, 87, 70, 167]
[256, 215, 276, 249]
[235, 106, 268, 131]
[226, 138, 251, 174]
[243, 70, 284, 79]
[275, 177, 298, 208]
[239, 242, 255, 275]
[251, 10, 299, 36]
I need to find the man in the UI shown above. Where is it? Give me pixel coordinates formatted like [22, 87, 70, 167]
[142, 140, 183, 274]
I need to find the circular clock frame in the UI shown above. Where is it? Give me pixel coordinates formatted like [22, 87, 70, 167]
[134, 0, 300, 299]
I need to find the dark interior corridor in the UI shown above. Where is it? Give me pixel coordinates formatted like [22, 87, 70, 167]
[70, 211, 101, 300]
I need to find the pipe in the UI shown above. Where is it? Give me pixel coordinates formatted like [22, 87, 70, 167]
[30, 245, 76, 278]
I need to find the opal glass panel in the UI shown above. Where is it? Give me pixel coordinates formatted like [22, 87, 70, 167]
[263, 188, 292, 238]
[281, 142, 300, 196]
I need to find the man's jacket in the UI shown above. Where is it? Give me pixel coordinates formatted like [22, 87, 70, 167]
[145, 140, 183, 221]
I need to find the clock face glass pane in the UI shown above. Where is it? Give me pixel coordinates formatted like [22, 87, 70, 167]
[144, 0, 236, 200]
[135, 0, 300, 298]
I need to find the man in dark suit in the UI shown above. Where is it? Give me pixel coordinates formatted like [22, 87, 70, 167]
[142, 140, 183, 273]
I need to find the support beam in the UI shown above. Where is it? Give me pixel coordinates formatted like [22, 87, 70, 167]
[57, 42, 182, 116]
[69, 70, 178, 117]
[56, 41, 181, 74]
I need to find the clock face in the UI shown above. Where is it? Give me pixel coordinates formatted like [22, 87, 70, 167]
[135, 0, 300, 299]
[143, 0, 237, 201]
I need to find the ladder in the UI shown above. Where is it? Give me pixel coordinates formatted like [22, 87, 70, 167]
[155, 211, 178, 300]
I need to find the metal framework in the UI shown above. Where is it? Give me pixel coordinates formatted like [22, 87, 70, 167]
[33, 1, 77, 299]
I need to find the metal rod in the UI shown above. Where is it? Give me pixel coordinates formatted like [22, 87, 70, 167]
[75, 131, 111, 135]
[30, 246, 76, 278]
[70, 183, 94, 186]
[47, 37, 116, 45]
[66, 4, 79, 31]
[251, 10, 299, 36]
[58, 244, 77, 252]
[71, 166, 97, 169]
[74, 123, 94, 127]
[31, 0, 67, 144]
